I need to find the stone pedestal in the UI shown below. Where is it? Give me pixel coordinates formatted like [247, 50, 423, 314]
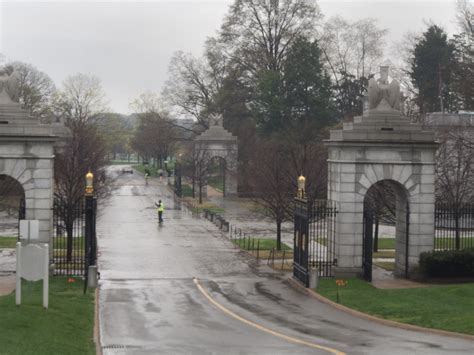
[326, 109, 438, 278]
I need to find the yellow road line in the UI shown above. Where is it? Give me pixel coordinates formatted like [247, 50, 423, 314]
[193, 278, 346, 355]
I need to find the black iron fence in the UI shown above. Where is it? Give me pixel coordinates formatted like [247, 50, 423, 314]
[294, 199, 338, 286]
[435, 203, 474, 251]
[308, 200, 338, 277]
[52, 197, 97, 276]
[17, 198, 25, 239]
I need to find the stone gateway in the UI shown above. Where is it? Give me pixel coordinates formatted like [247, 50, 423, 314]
[325, 66, 438, 280]
[194, 114, 238, 197]
[0, 70, 56, 244]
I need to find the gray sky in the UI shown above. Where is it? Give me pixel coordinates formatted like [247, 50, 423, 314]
[0, 0, 459, 113]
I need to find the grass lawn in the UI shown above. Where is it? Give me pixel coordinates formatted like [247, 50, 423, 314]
[375, 237, 474, 250]
[373, 261, 396, 271]
[373, 250, 395, 258]
[0, 277, 95, 354]
[181, 184, 194, 197]
[53, 236, 85, 247]
[317, 278, 474, 335]
[105, 160, 139, 165]
[376, 238, 395, 249]
[132, 164, 167, 177]
[207, 175, 224, 192]
[197, 202, 225, 214]
[232, 238, 291, 251]
[0, 236, 17, 248]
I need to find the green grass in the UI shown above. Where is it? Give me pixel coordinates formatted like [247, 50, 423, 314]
[207, 175, 224, 192]
[373, 250, 395, 258]
[373, 261, 396, 271]
[232, 238, 291, 251]
[106, 160, 139, 165]
[181, 184, 194, 197]
[0, 277, 95, 354]
[375, 236, 474, 250]
[435, 236, 474, 250]
[53, 236, 85, 246]
[317, 278, 474, 335]
[0, 236, 17, 248]
[376, 238, 395, 249]
[199, 206, 225, 214]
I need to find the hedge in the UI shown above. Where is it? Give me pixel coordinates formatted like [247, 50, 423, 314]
[419, 248, 474, 277]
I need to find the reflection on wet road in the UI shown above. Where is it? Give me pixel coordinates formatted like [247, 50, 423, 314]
[98, 167, 474, 354]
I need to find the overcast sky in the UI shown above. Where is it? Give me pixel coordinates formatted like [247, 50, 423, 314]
[0, 0, 460, 113]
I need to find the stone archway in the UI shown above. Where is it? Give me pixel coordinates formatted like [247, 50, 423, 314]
[362, 179, 410, 281]
[0, 69, 56, 244]
[0, 174, 25, 238]
[195, 114, 238, 197]
[325, 66, 438, 279]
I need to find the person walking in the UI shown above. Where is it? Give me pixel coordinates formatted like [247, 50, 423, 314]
[155, 200, 164, 224]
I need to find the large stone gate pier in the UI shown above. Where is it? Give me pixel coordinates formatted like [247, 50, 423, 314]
[326, 66, 438, 278]
[0, 69, 56, 243]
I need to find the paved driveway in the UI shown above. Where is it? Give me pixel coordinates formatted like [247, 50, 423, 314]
[98, 168, 474, 354]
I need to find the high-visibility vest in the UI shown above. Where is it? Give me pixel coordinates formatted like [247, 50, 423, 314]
[157, 203, 164, 212]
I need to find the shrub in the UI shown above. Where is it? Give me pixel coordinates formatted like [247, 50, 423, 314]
[419, 249, 474, 277]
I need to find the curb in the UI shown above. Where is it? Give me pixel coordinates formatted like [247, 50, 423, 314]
[94, 287, 102, 355]
[287, 277, 474, 342]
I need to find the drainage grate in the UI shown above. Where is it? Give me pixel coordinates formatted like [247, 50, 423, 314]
[102, 344, 142, 350]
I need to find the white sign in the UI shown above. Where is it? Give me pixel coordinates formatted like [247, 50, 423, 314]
[16, 242, 49, 309]
[19, 220, 39, 241]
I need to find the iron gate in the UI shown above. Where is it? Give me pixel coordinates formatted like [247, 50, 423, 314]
[294, 199, 338, 286]
[17, 198, 25, 239]
[52, 197, 96, 276]
[294, 198, 309, 286]
[363, 201, 410, 281]
[362, 208, 374, 282]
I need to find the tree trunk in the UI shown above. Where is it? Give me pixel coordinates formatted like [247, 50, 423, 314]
[455, 208, 460, 250]
[373, 216, 379, 252]
[276, 220, 282, 251]
[65, 212, 74, 263]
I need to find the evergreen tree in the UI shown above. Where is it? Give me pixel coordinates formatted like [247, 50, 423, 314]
[410, 25, 456, 113]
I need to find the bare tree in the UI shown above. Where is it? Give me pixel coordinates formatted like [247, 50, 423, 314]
[52, 73, 108, 125]
[180, 142, 212, 204]
[53, 73, 109, 262]
[163, 52, 220, 130]
[436, 129, 474, 205]
[4, 61, 56, 120]
[220, 0, 322, 75]
[131, 111, 178, 168]
[248, 139, 294, 251]
[319, 16, 387, 86]
[456, 0, 474, 36]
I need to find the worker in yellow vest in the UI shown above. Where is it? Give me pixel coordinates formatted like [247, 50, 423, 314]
[155, 200, 164, 224]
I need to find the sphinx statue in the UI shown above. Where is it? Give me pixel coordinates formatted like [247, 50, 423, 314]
[368, 66, 400, 112]
[0, 67, 20, 104]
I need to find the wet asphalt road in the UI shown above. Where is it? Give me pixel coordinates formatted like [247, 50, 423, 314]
[98, 168, 474, 355]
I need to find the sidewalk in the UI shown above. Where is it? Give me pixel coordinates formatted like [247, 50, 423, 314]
[0, 248, 16, 296]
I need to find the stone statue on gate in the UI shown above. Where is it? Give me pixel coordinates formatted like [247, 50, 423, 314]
[0, 67, 20, 104]
[209, 113, 223, 127]
[368, 65, 400, 112]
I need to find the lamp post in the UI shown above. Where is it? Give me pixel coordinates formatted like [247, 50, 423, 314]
[84, 170, 97, 290]
[297, 174, 306, 199]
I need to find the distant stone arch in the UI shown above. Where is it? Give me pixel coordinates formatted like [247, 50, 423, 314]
[194, 114, 238, 197]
